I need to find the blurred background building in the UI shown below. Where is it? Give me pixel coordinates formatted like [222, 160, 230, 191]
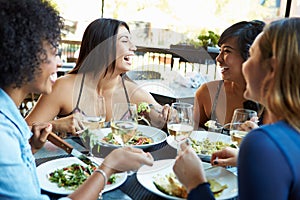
[51, 0, 296, 48]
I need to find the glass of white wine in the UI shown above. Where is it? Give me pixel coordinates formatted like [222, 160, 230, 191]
[167, 102, 194, 153]
[228, 108, 258, 146]
[76, 95, 106, 156]
[111, 103, 138, 146]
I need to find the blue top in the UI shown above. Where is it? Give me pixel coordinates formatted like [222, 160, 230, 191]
[238, 121, 300, 200]
[0, 89, 70, 200]
[188, 120, 300, 199]
[0, 89, 45, 199]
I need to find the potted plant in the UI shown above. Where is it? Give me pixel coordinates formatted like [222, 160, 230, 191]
[197, 30, 220, 49]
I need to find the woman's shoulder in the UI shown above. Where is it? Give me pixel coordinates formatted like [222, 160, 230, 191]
[196, 80, 222, 96]
[204, 80, 223, 86]
[47, 74, 78, 98]
[54, 74, 77, 88]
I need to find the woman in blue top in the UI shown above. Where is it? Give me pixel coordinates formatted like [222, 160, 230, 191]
[0, 0, 153, 199]
[173, 18, 300, 200]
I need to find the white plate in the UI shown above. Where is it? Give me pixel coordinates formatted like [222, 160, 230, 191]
[167, 131, 232, 160]
[36, 157, 127, 195]
[137, 159, 238, 200]
[95, 125, 167, 149]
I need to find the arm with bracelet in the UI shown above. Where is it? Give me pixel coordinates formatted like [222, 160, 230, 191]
[67, 147, 154, 200]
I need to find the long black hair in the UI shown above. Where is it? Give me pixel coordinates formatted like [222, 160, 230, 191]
[69, 18, 130, 77]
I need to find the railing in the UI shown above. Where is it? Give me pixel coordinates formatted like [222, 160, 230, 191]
[133, 45, 220, 80]
[58, 40, 221, 80]
[59, 40, 81, 63]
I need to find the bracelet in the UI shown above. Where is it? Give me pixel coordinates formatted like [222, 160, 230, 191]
[94, 169, 108, 186]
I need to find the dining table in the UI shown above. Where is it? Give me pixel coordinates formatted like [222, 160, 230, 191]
[35, 131, 238, 200]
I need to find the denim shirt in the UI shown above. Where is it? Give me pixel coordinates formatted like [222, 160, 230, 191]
[0, 89, 52, 199]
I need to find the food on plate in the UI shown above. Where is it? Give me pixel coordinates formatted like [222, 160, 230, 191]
[190, 138, 236, 155]
[204, 120, 223, 132]
[48, 163, 116, 190]
[153, 173, 187, 198]
[204, 120, 221, 129]
[208, 179, 228, 197]
[102, 131, 153, 145]
[153, 173, 227, 198]
[137, 102, 151, 126]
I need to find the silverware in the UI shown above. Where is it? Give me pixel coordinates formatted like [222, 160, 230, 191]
[47, 132, 99, 167]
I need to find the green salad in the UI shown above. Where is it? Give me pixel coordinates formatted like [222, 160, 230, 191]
[48, 163, 116, 190]
[102, 131, 153, 145]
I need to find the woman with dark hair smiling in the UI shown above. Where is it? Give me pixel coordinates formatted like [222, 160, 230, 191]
[194, 20, 266, 130]
[26, 18, 168, 135]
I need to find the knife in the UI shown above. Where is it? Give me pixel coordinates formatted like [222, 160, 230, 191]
[47, 132, 99, 167]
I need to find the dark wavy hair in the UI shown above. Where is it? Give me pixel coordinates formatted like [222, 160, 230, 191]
[0, 0, 63, 88]
[218, 20, 265, 61]
[69, 18, 129, 77]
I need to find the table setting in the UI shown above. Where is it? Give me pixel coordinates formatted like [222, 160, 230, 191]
[35, 102, 240, 200]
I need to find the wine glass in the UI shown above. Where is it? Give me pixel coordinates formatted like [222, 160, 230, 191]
[167, 102, 194, 153]
[110, 103, 138, 146]
[110, 103, 138, 176]
[226, 108, 258, 146]
[76, 96, 106, 156]
[231, 108, 257, 124]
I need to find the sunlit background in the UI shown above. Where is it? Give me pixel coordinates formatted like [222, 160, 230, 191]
[51, 0, 299, 47]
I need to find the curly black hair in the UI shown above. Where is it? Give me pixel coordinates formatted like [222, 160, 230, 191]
[0, 0, 63, 88]
[218, 20, 265, 61]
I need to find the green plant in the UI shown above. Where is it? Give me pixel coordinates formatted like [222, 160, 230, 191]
[198, 31, 220, 48]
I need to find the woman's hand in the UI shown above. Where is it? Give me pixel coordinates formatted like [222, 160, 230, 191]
[161, 104, 170, 120]
[30, 123, 52, 153]
[148, 103, 170, 129]
[239, 119, 259, 131]
[51, 114, 83, 137]
[173, 142, 207, 193]
[211, 147, 239, 167]
[100, 147, 154, 176]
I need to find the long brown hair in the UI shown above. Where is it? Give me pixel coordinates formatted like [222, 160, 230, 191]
[259, 18, 300, 132]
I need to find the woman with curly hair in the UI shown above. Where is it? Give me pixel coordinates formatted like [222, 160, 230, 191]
[0, 0, 153, 199]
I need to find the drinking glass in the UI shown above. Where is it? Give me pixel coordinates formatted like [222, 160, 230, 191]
[225, 108, 258, 146]
[167, 102, 194, 153]
[110, 103, 138, 146]
[76, 96, 106, 156]
[231, 108, 257, 124]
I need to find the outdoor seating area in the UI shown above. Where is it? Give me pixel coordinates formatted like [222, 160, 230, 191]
[3, 1, 300, 200]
